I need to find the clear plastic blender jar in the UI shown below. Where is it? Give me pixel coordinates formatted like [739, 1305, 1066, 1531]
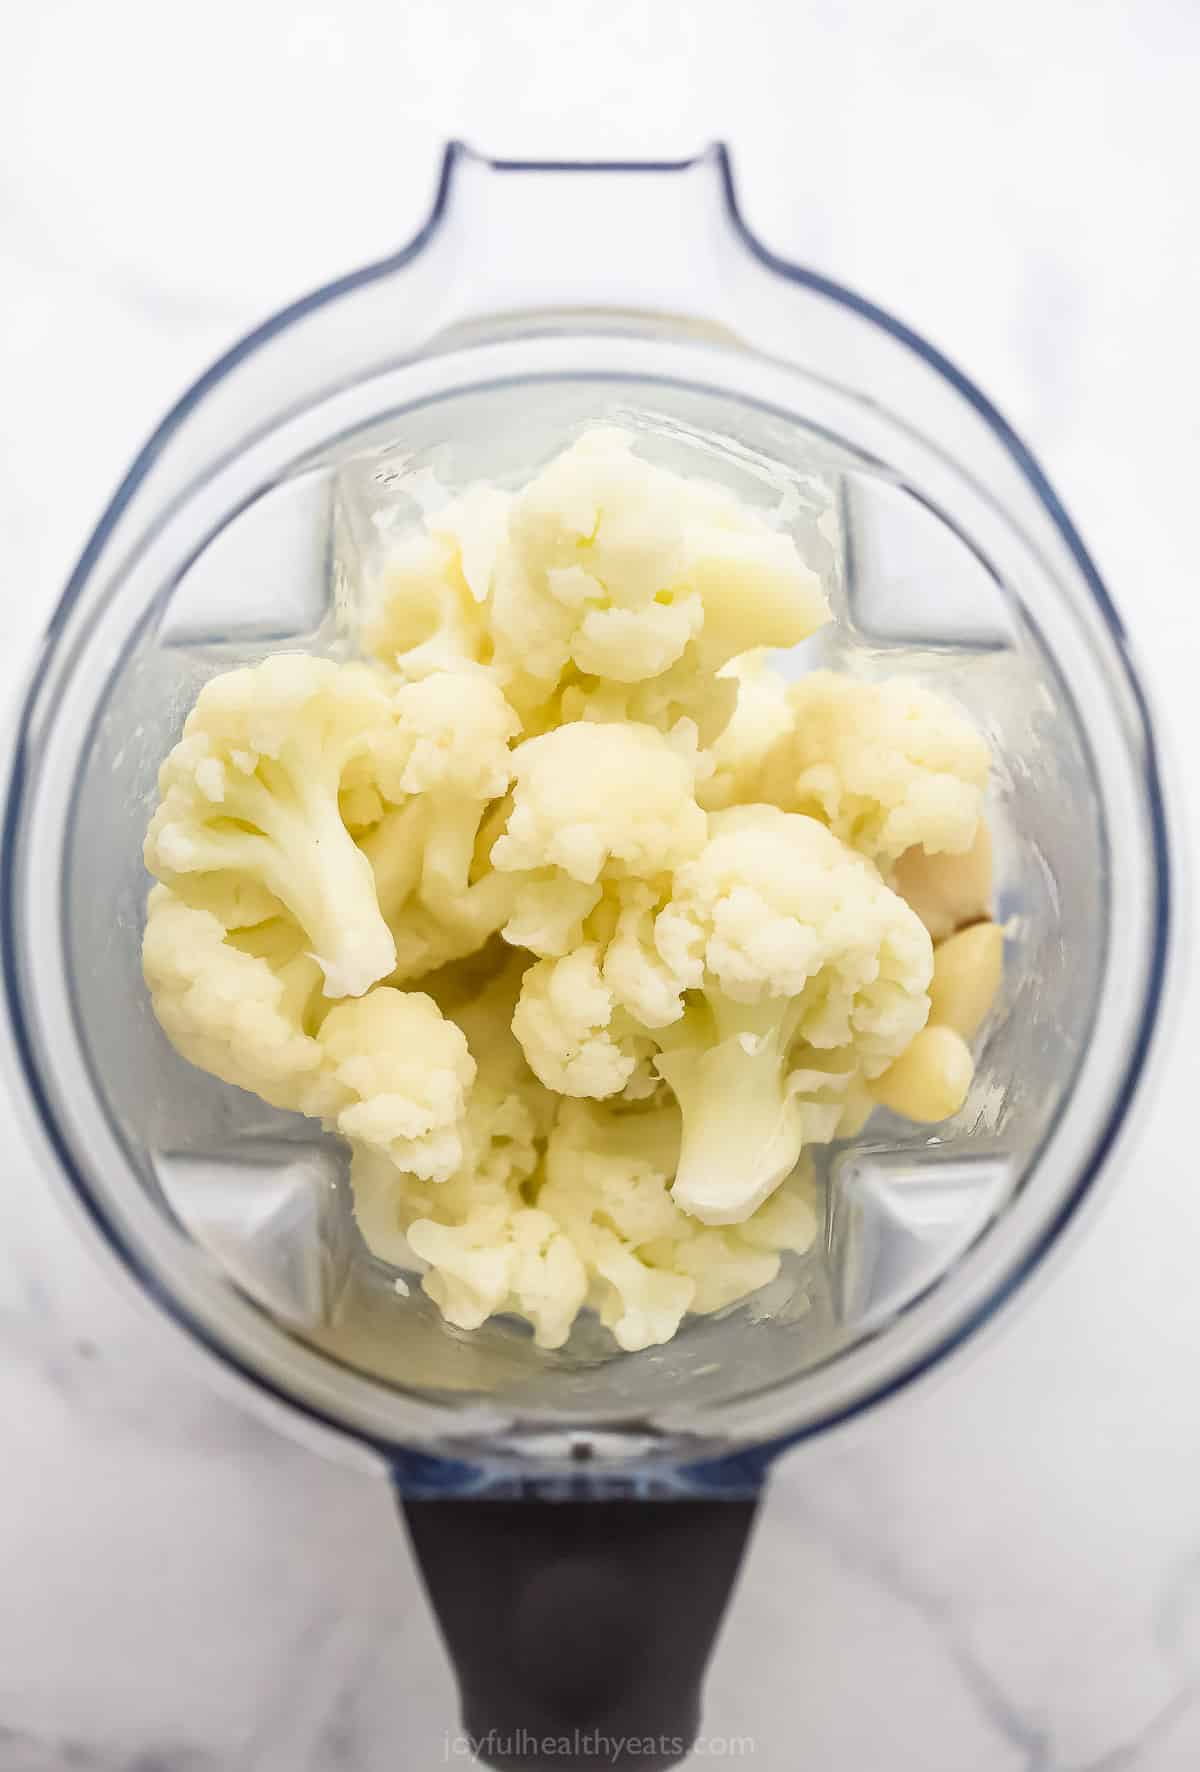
[0, 148, 1173, 1772]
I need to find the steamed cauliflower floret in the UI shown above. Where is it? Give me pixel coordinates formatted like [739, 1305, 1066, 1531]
[757, 671, 990, 864]
[556, 658, 740, 751]
[145, 881, 479, 1167]
[356, 481, 509, 677]
[353, 958, 715, 1353]
[653, 807, 933, 1223]
[502, 869, 684, 1094]
[412, 1204, 588, 1349]
[143, 885, 337, 1117]
[506, 875, 683, 1097]
[318, 988, 475, 1181]
[435, 945, 562, 1165]
[599, 879, 687, 1029]
[427, 485, 513, 602]
[492, 721, 707, 886]
[144, 654, 396, 998]
[491, 719, 707, 1098]
[358, 672, 520, 979]
[357, 1091, 820, 1355]
[539, 1100, 818, 1351]
[162, 869, 286, 931]
[351, 1144, 589, 1349]
[500, 873, 605, 959]
[376, 670, 519, 900]
[698, 652, 793, 813]
[512, 945, 655, 1099]
[360, 530, 489, 680]
[359, 802, 506, 981]
[350, 956, 583, 1347]
[490, 428, 829, 696]
[540, 1100, 693, 1349]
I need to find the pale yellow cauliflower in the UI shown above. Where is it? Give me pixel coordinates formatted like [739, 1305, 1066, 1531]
[144, 654, 397, 998]
[492, 718, 708, 1099]
[511, 945, 659, 1100]
[144, 424, 1001, 1356]
[318, 988, 475, 1181]
[490, 722, 708, 1070]
[144, 886, 478, 1182]
[509, 802, 937, 1225]
[698, 652, 794, 813]
[756, 671, 991, 863]
[143, 885, 337, 1117]
[358, 671, 520, 980]
[491, 720, 706, 886]
[353, 1090, 819, 1353]
[349, 957, 585, 1347]
[539, 1100, 818, 1351]
[356, 483, 513, 678]
[653, 807, 934, 1222]
[556, 658, 740, 751]
[490, 427, 830, 701]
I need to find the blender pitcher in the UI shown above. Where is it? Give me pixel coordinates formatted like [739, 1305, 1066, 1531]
[0, 146, 1173, 1772]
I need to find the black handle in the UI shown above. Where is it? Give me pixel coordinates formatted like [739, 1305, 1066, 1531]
[402, 1495, 760, 1771]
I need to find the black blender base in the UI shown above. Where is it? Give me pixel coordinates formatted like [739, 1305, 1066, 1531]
[403, 1497, 760, 1772]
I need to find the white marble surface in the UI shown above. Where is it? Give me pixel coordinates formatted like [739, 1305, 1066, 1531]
[2, 2, 1200, 1767]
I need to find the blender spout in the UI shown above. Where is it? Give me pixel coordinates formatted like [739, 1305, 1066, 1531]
[432, 142, 742, 338]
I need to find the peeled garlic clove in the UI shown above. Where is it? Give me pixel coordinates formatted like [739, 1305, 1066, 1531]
[835, 1073, 876, 1139]
[870, 1026, 974, 1124]
[929, 922, 1004, 1040]
[893, 820, 993, 942]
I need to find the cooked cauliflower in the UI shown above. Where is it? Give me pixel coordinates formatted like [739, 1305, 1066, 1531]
[511, 942, 664, 1101]
[144, 884, 478, 1184]
[491, 720, 706, 886]
[653, 807, 933, 1222]
[144, 654, 397, 998]
[427, 485, 513, 603]
[353, 1142, 589, 1350]
[319, 988, 475, 1182]
[354, 1094, 819, 1353]
[756, 671, 991, 863]
[556, 659, 740, 751]
[144, 425, 1000, 1357]
[698, 651, 793, 813]
[375, 670, 519, 899]
[143, 885, 337, 1117]
[540, 1100, 819, 1351]
[598, 879, 687, 1030]
[506, 873, 686, 1099]
[354, 959, 551, 1277]
[360, 530, 489, 680]
[490, 428, 830, 695]
[358, 672, 520, 979]
[350, 956, 582, 1347]
[492, 719, 706, 1094]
